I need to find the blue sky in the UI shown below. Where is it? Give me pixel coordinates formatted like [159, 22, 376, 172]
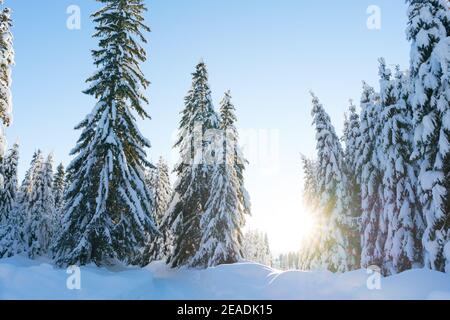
[7, 0, 410, 253]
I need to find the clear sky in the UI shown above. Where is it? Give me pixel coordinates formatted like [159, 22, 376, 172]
[6, 0, 410, 254]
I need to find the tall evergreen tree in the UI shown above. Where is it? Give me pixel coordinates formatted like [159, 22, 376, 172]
[0, 142, 21, 258]
[17, 150, 42, 218]
[301, 156, 318, 212]
[142, 157, 172, 262]
[190, 91, 247, 268]
[378, 59, 424, 274]
[218, 91, 251, 217]
[356, 83, 383, 269]
[164, 61, 220, 268]
[52, 163, 66, 214]
[0, 0, 14, 157]
[407, 0, 450, 271]
[343, 101, 361, 172]
[242, 230, 272, 266]
[144, 166, 157, 199]
[154, 157, 172, 224]
[0, 141, 17, 224]
[22, 151, 53, 258]
[378, 58, 398, 274]
[298, 155, 321, 270]
[27, 153, 55, 258]
[443, 154, 450, 273]
[342, 100, 362, 268]
[54, 0, 158, 266]
[6, 149, 43, 258]
[310, 92, 355, 272]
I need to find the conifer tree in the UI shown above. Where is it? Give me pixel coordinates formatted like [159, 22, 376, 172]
[242, 229, 258, 262]
[378, 59, 424, 274]
[342, 101, 361, 206]
[0, 0, 14, 157]
[24, 151, 50, 258]
[164, 61, 220, 268]
[52, 163, 66, 214]
[384, 62, 424, 274]
[342, 100, 362, 268]
[27, 153, 55, 258]
[301, 156, 318, 211]
[310, 92, 354, 272]
[443, 155, 450, 272]
[242, 230, 272, 266]
[298, 156, 320, 270]
[407, 0, 450, 272]
[218, 92, 251, 217]
[190, 91, 247, 268]
[0, 142, 22, 258]
[154, 157, 172, 224]
[142, 157, 172, 262]
[54, 0, 157, 266]
[17, 150, 41, 218]
[357, 83, 384, 269]
[0, 141, 17, 223]
[378, 58, 398, 274]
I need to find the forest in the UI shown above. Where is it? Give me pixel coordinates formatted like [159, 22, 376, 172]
[0, 0, 448, 283]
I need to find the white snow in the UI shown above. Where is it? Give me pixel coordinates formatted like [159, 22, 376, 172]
[0, 257, 450, 300]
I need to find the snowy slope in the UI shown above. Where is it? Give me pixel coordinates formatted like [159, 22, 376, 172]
[0, 257, 449, 300]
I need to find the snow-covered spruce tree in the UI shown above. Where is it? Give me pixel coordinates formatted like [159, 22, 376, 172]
[144, 166, 157, 197]
[52, 163, 66, 215]
[219, 95, 251, 219]
[17, 150, 42, 215]
[342, 100, 362, 268]
[190, 91, 247, 268]
[24, 151, 45, 258]
[391, 63, 425, 274]
[298, 155, 321, 270]
[378, 59, 397, 274]
[0, 142, 21, 258]
[343, 102, 361, 172]
[242, 230, 272, 266]
[26, 153, 55, 258]
[4, 150, 43, 258]
[356, 83, 384, 269]
[301, 156, 318, 210]
[153, 157, 172, 224]
[342, 102, 362, 217]
[163, 61, 220, 268]
[407, 0, 450, 272]
[443, 155, 450, 272]
[243, 230, 267, 265]
[378, 59, 424, 274]
[262, 233, 272, 266]
[310, 92, 356, 272]
[0, 141, 17, 224]
[54, 0, 158, 267]
[142, 157, 172, 261]
[0, 1, 14, 157]
[242, 229, 256, 262]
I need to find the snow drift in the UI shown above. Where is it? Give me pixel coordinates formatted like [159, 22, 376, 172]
[0, 257, 449, 300]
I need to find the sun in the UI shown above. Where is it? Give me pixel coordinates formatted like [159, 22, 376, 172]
[297, 211, 317, 241]
[247, 198, 319, 254]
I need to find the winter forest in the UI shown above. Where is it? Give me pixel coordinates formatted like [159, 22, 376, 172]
[0, 0, 265, 270]
[300, 0, 450, 276]
[0, 0, 449, 301]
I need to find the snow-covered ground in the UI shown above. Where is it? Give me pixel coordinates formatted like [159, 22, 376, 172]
[0, 256, 449, 300]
